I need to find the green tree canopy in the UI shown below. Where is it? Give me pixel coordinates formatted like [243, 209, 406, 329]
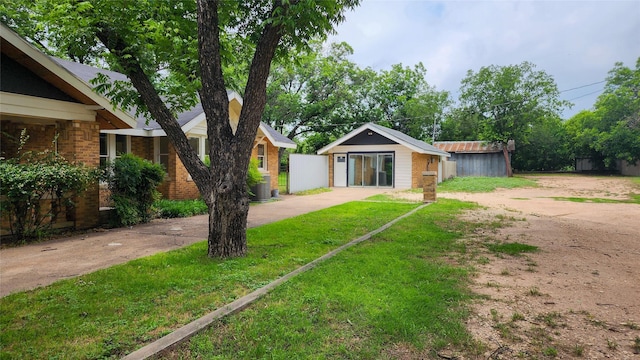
[263, 41, 359, 156]
[565, 58, 640, 170]
[368, 63, 450, 142]
[458, 61, 570, 176]
[3, 0, 359, 258]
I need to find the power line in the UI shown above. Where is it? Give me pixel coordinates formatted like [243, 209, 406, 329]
[559, 80, 606, 94]
[566, 88, 604, 102]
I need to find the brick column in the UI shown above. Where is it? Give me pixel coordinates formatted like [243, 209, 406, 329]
[422, 171, 437, 203]
[57, 120, 101, 229]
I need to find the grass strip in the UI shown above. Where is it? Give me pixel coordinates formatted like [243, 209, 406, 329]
[124, 204, 429, 359]
[550, 195, 640, 204]
[0, 201, 418, 359]
[438, 176, 537, 193]
[168, 199, 480, 359]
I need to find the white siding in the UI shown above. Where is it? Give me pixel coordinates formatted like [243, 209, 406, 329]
[330, 144, 413, 189]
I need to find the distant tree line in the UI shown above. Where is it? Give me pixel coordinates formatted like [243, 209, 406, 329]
[263, 42, 639, 174]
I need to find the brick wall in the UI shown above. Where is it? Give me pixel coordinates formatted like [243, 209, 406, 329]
[131, 136, 154, 160]
[160, 142, 200, 200]
[152, 137, 282, 201]
[422, 171, 437, 202]
[57, 121, 101, 229]
[251, 140, 280, 191]
[411, 153, 439, 188]
[0, 122, 58, 158]
[1, 121, 101, 231]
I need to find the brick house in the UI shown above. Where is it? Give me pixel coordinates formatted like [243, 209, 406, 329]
[54, 58, 296, 203]
[1, 24, 138, 233]
[1, 24, 295, 234]
[317, 123, 450, 188]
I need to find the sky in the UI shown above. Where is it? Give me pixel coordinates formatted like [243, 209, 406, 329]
[329, 0, 640, 119]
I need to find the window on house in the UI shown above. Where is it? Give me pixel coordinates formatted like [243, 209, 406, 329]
[205, 138, 210, 156]
[99, 133, 108, 168]
[115, 134, 128, 157]
[257, 143, 266, 169]
[158, 137, 169, 172]
[189, 137, 200, 158]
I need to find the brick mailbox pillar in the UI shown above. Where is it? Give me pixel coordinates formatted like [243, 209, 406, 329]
[422, 171, 437, 203]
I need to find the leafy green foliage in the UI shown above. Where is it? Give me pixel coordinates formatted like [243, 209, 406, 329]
[0, 130, 97, 241]
[265, 49, 450, 154]
[264, 41, 361, 153]
[512, 116, 573, 171]
[3, 0, 360, 258]
[155, 199, 208, 218]
[457, 62, 570, 175]
[101, 154, 165, 226]
[373, 63, 452, 142]
[565, 58, 640, 170]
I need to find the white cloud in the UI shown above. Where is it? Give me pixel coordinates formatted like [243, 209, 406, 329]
[330, 0, 640, 118]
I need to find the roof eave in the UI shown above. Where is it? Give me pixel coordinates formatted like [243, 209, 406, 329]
[1, 24, 137, 129]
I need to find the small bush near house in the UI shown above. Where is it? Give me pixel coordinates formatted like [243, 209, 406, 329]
[101, 154, 165, 227]
[0, 130, 97, 241]
[155, 199, 208, 218]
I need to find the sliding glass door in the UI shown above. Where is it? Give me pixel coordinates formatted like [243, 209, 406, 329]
[347, 152, 393, 187]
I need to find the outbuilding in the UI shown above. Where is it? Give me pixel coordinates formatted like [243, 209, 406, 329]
[433, 140, 515, 177]
[317, 123, 450, 188]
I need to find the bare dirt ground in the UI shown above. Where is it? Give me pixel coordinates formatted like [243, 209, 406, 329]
[431, 175, 640, 359]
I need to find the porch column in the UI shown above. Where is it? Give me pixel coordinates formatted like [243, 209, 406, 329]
[57, 120, 101, 229]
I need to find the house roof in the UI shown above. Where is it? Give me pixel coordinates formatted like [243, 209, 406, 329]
[54, 56, 296, 148]
[433, 141, 514, 154]
[317, 122, 450, 157]
[0, 23, 137, 128]
[258, 122, 297, 149]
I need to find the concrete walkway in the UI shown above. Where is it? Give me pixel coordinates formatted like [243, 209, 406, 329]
[0, 188, 387, 297]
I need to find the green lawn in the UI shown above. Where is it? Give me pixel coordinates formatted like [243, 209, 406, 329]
[171, 199, 481, 359]
[438, 176, 537, 193]
[0, 201, 420, 359]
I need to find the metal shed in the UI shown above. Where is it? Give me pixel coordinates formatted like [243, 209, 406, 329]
[434, 141, 515, 177]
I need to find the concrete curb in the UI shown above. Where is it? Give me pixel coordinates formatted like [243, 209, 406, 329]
[122, 203, 429, 360]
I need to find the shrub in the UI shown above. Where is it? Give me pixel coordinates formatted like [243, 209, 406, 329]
[0, 130, 97, 241]
[155, 199, 208, 218]
[101, 154, 165, 226]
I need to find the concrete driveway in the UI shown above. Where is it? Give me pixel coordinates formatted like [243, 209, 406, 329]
[0, 188, 387, 297]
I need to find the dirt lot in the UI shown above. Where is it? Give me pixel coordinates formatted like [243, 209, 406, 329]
[436, 175, 640, 359]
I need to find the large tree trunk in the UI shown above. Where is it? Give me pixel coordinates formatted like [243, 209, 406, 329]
[99, 1, 285, 258]
[502, 145, 513, 177]
[207, 186, 249, 258]
[197, 0, 283, 258]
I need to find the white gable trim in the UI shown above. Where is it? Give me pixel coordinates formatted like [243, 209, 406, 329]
[259, 123, 297, 149]
[317, 123, 443, 155]
[1, 24, 137, 128]
[0, 92, 96, 122]
[181, 92, 244, 133]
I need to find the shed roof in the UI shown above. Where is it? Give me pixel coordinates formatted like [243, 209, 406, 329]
[433, 141, 510, 154]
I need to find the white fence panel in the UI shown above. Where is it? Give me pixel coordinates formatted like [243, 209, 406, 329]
[289, 154, 328, 193]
